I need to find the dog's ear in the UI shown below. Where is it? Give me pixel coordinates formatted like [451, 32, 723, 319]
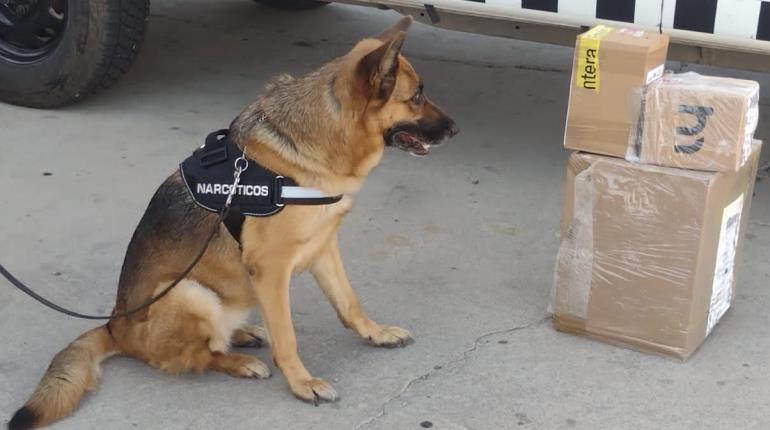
[375, 15, 413, 41]
[358, 31, 406, 100]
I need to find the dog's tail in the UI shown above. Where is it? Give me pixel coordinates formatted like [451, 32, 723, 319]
[9, 325, 119, 429]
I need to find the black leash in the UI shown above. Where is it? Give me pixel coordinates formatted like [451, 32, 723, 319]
[0, 206, 227, 320]
[0, 143, 251, 321]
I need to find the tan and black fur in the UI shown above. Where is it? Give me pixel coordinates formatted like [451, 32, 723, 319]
[9, 16, 457, 429]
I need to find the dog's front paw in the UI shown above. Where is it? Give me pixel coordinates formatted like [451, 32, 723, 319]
[289, 377, 339, 405]
[366, 325, 414, 348]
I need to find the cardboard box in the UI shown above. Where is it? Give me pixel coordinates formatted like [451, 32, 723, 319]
[631, 72, 759, 172]
[553, 144, 761, 360]
[564, 26, 669, 157]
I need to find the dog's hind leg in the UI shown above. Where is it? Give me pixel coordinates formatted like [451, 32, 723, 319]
[115, 280, 269, 379]
[231, 325, 269, 348]
[209, 351, 271, 378]
[310, 234, 414, 348]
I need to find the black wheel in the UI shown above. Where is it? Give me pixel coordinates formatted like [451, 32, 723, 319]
[0, 0, 150, 108]
[255, 0, 329, 11]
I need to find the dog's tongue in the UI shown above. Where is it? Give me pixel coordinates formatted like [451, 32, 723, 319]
[400, 133, 429, 156]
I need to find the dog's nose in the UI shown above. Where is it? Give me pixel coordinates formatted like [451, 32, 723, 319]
[448, 121, 460, 137]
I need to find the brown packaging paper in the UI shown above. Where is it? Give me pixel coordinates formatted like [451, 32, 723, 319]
[629, 72, 759, 172]
[553, 143, 762, 360]
[564, 26, 669, 157]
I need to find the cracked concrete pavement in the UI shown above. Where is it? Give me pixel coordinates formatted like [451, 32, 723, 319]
[1, 1, 769, 429]
[354, 317, 551, 430]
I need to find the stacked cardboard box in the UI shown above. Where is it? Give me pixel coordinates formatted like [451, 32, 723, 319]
[553, 25, 762, 360]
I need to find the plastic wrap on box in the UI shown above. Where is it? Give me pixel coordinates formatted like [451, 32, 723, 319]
[553, 143, 762, 360]
[627, 72, 759, 172]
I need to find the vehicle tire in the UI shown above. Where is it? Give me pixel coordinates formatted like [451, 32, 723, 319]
[255, 0, 329, 11]
[0, 0, 150, 109]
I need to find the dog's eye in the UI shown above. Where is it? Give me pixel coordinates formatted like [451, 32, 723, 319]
[410, 82, 425, 104]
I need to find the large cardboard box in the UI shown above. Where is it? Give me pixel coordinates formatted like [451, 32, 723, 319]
[564, 26, 669, 157]
[631, 72, 759, 172]
[553, 144, 761, 360]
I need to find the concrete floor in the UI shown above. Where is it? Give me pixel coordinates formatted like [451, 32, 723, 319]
[1, 1, 769, 429]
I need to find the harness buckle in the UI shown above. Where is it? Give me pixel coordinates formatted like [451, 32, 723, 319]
[273, 176, 285, 207]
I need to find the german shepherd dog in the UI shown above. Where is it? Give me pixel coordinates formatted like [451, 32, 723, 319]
[9, 16, 457, 429]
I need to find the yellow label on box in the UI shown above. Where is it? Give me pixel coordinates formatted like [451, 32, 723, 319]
[576, 25, 613, 91]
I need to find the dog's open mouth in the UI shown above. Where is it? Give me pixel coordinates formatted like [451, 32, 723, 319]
[392, 131, 430, 157]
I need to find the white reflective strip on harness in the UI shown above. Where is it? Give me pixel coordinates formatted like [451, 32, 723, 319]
[280, 186, 334, 199]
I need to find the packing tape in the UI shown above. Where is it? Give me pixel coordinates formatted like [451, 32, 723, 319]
[575, 25, 613, 92]
[553, 166, 596, 321]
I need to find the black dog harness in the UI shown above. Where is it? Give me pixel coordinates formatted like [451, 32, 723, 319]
[180, 129, 342, 241]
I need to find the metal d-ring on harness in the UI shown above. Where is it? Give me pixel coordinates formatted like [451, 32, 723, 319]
[0, 148, 250, 321]
[229, 149, 250, 207]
